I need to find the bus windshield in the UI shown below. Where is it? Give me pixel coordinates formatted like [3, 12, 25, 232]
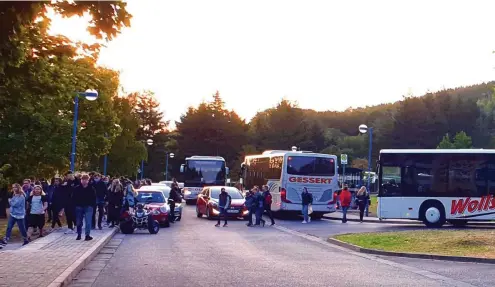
[287, 156, 335, 176]
[185, 160, 226, 185]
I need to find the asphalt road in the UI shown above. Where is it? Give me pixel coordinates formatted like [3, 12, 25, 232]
[86, 206, 495, 287]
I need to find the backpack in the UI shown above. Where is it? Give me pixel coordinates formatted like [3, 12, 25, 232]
[264, 192, 272, 205]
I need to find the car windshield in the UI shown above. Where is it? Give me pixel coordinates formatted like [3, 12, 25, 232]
[136, 192, 165, 203]
[139, 186, 170, 198]
[210, 188, 244, 199]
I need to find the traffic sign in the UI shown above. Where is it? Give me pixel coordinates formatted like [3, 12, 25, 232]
[359, 124, 368, 134]
[341, 154, 348, 165]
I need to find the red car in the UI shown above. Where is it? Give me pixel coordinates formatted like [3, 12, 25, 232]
[196, 186, 249, 220]
[135, 189, 171, 227]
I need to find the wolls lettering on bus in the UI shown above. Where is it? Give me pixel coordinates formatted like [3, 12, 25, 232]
[451, 195, 495, 215]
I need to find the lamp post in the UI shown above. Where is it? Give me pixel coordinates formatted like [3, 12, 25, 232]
[70, 89, 98, 172]
[141, 139, 153, 180]
[165, 152, 175, 181]
[359, 124, 373, 217]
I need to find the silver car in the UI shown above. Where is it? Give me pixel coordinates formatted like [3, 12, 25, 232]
[139, 185, 183, 221]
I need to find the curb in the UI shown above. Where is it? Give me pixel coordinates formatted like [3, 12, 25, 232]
[326, 237, 495, 264]
[47, 228, 118, 287]
[323, 215, 495, 226]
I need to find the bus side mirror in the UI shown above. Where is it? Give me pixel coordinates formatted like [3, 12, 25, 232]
[180, 164, 185, 173]
[226, 167, 230, 176]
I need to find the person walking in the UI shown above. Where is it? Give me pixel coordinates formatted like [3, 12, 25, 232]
[262, 185, 275, 226]
[301, 187, 313, 224]
[26, 185, 48, 239]
[107, 179, 124, 228]
[244, 188, 255, 226]
[215, 188, 231, 227]
[0, 184, 29, 247]
[253, 187, 266, 227]
[73, 174, 96, 241]
[355, 186, 370, 222]
[50, 177, 63, 229]
[340, 186, 352, 223]
[91, 173, 107, 230]
[168, 183, 181, 223]
[46, 178, 55, 223]
[62, 171, 77, 234]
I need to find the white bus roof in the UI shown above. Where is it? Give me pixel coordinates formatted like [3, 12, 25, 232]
[246, 150, 337, 158]
[380, 149, 495, 154]
[185, 156, 225, 161]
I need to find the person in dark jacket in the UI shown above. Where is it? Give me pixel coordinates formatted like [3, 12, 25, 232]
[301, 187, 313, 224]
[62, 171, 77, 234]
[91, 173, 107, 230]
[107, 179, 124, 227]
[262, 185, 275, 226]
[254, 187, 266, 227]
[355, 186, 370, 222]
[215, 188, 231, 227]
[168, 183, 181, 223]
[73, 174, 96, 241]
[244, 189, 255, 227]
[49, 177, 63, 229]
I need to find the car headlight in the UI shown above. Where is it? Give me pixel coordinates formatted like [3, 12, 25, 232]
[184, 189, 191, 195]
[175, 203, 182, 208]
[159, 206, 168, 214]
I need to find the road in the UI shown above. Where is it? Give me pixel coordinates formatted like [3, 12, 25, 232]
[72, 206, 495, 287]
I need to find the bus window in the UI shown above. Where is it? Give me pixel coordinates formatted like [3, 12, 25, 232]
[287, 156, 335, 176]
[448, 157, 487, 197]
[381, 166, 401, 196]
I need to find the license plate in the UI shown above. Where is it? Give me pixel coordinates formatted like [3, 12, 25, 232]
[227, 209, 238, 213]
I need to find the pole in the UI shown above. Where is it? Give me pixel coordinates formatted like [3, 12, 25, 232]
[165, 153, 169, 181]
[343, 164, 346, 187]
[70, 96, 79, 172]
[140, 159, 144, 180]
[366, 127, 373, 217]
[103, 133, 108, 176]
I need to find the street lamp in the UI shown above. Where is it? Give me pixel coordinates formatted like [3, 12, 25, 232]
[70, 89, 98, 172]
[141, 139, 153, 180]
[359, 124, 373, 216]
[165, 152, 174, 181]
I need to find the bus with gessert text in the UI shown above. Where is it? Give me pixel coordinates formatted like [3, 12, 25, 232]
[180, 156, 230, 204]
[377, 149, 495, 227]
[240, 149, 338, 219]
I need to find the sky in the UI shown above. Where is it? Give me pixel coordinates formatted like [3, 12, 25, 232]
[50, 0, 495, 124]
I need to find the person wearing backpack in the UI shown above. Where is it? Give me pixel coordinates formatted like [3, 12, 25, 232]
[262, 185, 275, 226]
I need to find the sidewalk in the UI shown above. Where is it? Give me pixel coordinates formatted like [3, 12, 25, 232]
[0, 228, 117, 287]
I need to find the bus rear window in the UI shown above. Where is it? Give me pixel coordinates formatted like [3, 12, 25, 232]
[287, 156, 335, 176]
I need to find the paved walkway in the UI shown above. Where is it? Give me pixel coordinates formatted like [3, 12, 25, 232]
[0, 228, 116, 287]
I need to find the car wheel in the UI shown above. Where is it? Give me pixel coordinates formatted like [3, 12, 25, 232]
[119, 220, 134, 234]
[177, 216, 182, 221]
[196, 206, 203, 218]
[310, 213, 324, 220]
[148, 220, 160, 234]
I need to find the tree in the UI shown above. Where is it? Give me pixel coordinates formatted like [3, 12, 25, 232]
[175, 92, 248, 172]
[437, 131, 473, 149]
[133, 91, 169, 141]
[351, 158, 368, 170]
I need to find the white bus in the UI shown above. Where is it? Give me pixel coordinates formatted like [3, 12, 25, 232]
[377, 149, 495, 227]
[240, 150, 338, 219]
[180, 156, 230, 204]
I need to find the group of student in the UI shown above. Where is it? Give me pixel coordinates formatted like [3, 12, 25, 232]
[0, 171, 149, 248]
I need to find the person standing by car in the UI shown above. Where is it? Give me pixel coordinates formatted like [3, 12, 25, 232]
[301, 187, 313, 224]
[215, 188, 231, 227]
[244, 188, 255, 226]
[254, 187, 266, 227]
[73, 174, 96, 241]
[168, 183, 181, 223]
[355, 186, 370, 222]
[340, 186, 352, 223]
[262, 185, 275, 226]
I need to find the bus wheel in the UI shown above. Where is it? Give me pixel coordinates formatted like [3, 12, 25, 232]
[421, 201, 446, 228]
[310, 213, 324, 220]
[449, 220, 468, 227]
